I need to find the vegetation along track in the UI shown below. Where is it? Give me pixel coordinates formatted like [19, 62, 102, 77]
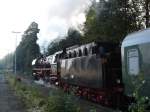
[7, 73, 115, 112]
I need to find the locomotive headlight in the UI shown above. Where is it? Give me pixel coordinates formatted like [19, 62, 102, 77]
[116, 79, 120, 84]
[33, 73, 36, 75]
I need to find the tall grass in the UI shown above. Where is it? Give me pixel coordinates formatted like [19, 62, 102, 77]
[7, 75, 81, 112]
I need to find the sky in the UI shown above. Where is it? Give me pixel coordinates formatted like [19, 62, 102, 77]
[0, 0, 92, 59]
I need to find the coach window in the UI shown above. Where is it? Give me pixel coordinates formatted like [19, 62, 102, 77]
[69, 52, 72, 58]
[84, 47, 88, 56]
[65, 53, 69, 59]
[74, 51, 77, 57]
[127, 49, 139, 75]
[79, 49, 82, 57]
[92, 46, 96, 54]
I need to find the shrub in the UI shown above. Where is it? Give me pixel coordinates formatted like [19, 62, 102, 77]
[128, 73, 149, 112]
[47, 90, 80, 112]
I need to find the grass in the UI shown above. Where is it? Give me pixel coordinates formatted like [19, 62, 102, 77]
[128, 73, 150, 112]
[7, 74, 81, 112]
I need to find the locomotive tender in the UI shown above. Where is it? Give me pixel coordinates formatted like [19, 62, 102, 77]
[58, 42, 123, 106]
[59, 42, 122, 89]
[33, 42, 123, 107]
[32, 28, 150, 109]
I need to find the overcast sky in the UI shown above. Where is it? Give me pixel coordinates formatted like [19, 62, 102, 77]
[0, 0, 92, 59]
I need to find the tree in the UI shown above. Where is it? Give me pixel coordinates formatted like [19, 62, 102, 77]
[82, 0, 143, 43]
[139, 0, 150, 28]
[16, 22, 40, 73]
[0, 53, 14, 70]
[145, 0, 150, 27]
[47, 28, 81, 55]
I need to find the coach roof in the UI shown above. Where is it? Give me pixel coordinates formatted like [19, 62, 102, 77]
[122, 28, 150, 47]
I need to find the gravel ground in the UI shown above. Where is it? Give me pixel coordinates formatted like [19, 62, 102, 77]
[0, 74, 26, 112]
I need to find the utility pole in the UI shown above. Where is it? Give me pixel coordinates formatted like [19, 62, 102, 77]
[12, 31, 21, 75]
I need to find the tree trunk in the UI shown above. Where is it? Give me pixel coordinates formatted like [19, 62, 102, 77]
[145, 0, 150, 28]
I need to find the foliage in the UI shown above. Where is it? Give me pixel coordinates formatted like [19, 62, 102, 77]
[8, 76, 47, 112]
[128, 73, 150, 112]
[47, 28, 81, 55]
[89, 109, 97, 112]
[81, 4, 98, 43]
[81, 0, 147, 44]
[16, 22, 40, 73]
[7, 74, 81, 112]
[47, 90, 80, 112]
[129, 0, 150, 28]
[0, 53, 14, 70]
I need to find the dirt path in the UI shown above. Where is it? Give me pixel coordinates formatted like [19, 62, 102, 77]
[0, 74, 26, 112]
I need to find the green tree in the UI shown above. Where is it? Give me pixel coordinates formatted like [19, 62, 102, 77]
[16, 22, 40, 73]
[82, 0, 143, 43]
[145, 0, 150, 27]
[129, 73, 150, 112]
[47, 28, 81, 55]
[128, 0, 150, 28]
[47, 41, 60, 55]
[0, 53, 14, 70]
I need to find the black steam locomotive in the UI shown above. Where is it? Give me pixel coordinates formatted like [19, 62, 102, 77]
[32, 29, 150, 110]
[57, 42, 124, 106]
[32, 42, 125, 108]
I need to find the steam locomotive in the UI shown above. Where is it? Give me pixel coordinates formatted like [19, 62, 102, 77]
[32, 55, 51, 80]
[32, 28, 150, 109]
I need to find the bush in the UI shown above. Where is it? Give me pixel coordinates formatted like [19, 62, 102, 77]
[128, 73, 150, 112]
[47, 90, 80, 112]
